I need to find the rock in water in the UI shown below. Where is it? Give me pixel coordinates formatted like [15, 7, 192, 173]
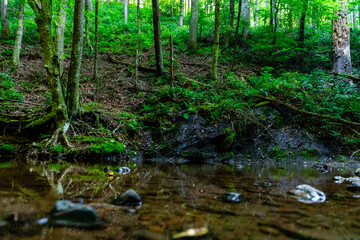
[222, 192, 244, 203]
[113, 189, 142, 206]
[290, 184, 326, 203]
[50, 200, 100, 227]
[355, 168, 360, 177]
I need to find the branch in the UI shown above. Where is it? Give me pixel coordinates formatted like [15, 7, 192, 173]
[106, 52, 157, 73]
[257, 95, 360, 127]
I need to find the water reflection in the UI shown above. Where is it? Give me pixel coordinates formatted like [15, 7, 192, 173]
[0, 156, 359, 239]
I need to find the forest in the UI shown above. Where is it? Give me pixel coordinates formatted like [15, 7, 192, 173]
[0, 0, 360, 161]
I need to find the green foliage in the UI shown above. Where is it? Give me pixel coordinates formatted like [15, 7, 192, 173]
[0, 144, 15, 153]
[0, 74, 23, 103]
[0, 161, 12, 168]
[269, 145, 288, 160]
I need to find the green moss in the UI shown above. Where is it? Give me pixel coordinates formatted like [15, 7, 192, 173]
[269, 145, 288, 160]
[0, 161, 12, 168]
[87, 140, 125, 154]
[0, 144, 15, 154]
[48, 144, 67, 153]
[218, 128, 236, 151]
[299, 148, 320, 159]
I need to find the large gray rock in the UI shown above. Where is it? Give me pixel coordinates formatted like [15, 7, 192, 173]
[50, 200, 100, 227]
[113, 189, 142, 206]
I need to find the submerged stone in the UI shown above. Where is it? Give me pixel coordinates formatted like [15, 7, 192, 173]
[222, 192, 244, 203]
[355, 168, 360, 177]
[113, 189, 142, 206]
[50, 200, 100, 227]
[290, 184, 326, 203]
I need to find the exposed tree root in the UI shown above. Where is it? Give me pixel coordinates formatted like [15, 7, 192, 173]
[257, 95, 360, 127]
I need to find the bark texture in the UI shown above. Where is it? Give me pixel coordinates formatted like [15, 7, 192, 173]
[188, 0, 198, 50]
[210, 0, 220, 81]
[225, 0, 235, 47]
[241, 0, 250, 41]
[1, 0, 9, 39]
[12, 0, 25, 68]
[94, 0, 99, 81]
[152, 0, 164, 75]
[124, 0, 129, 24]
[179, 0, 184, 27]
[298, 0, 308, 48]
[67, 0, 85, 118]
[55, 0, 67, 76]
[333, 2, 352, 74]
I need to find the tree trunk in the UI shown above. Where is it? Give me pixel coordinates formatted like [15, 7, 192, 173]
[241, 0, 250, 41]
[264, 0, 268, 25]
[124, 0, 129, 24]
[170, 4, 173, 17]
[298, 0, 308, 48]
[179, 0, 184, 27]
[85, 0, 93, 52]
[225, 0, 235, 47]
[152, 0, 164, 75]
[12, 0, 25, 69]
[28, 0, 69, 145]
[188, 0, 198, 50]
[353, 0, 357, 29]
[1, 0, 10, 39]
[137, 0, 141, 51]
[270, 0, 273, 31]
[67, 0, 85, 118]
[210, 0, 220, 81]
[55, 0, 67, 77]
[333, 2, 352, 74]
[254, 0, 259, 28]
[94, 0, 99, 81]
[230, 0, 242, 70]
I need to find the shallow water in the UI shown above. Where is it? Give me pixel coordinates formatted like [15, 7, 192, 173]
[0, 156, 359, 240]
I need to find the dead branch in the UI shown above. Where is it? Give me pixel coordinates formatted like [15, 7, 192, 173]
[106, 52, 157, 73]
[257, 95, 360, 127]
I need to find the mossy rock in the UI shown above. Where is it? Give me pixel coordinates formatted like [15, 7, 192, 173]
[0, 144, 15, 154]
[299, 148, 320, 160]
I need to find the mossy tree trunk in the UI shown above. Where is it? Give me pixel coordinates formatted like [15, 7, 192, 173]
[55, 0, 67, 77]
[12, 0, 25, 69]
[188, 0, 198, 50]
[124, 0, 129, 24]
[0, 0, 10, 39]
[28, 0, 70, 146]
[67, 0, 85, 118]
[27, 0, 87, 148]
[210, 0, 220, 81]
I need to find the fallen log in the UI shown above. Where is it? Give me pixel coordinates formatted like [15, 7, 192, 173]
[106, 52, 157, 73]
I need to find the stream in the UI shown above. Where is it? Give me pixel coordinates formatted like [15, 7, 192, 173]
[0, 155, 359, 240]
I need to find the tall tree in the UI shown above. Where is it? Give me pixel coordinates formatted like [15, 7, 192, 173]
[230, 0, 242, 70]
[94, 0, 99, 81]
[137, 0, 141, 51]
[55, 0, 68, 76]
[152, 0, 164, 75]
[333, 1, 352, 74]
[225, 0, 235, 47]
[254, 0, 259, 27]
[27, 0, 87, 147]
[85, 0, 93, 52]
[124, 0, 129, 24]
[0, 0, 9, 39]
[179, 0, 184, 27]
[210, 0, 220, 81]
[67, 0, 85, 118]
[241, 0, 250, 41]
[188, 0, 199, 50]
[298, 0, 309, 48]
[12, 0, 25, 69]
